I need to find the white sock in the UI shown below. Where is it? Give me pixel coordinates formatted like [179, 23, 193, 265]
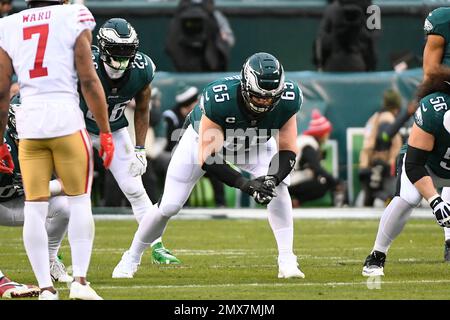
[151, 237, 163, 247]
[129, 192, 152, 224]
[373, 196, 414, 253]
[273, 227, 294, 259]
[129, 206, 169, 262]
[46, 196, 70, 262]
[23, 201, 52, 288]
[444, 228, 450, 242]
[267, 185, 295, 258]
[67, 194, 94, 278]
[0, 270, 4, 278]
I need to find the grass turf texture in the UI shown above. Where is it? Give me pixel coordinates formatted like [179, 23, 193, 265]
[1, 218, 450, 300]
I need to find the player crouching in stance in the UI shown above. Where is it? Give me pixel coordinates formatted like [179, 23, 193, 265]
[0, 104, 72, 284]
[363, 72, 450, 277]
[113, 52, 305, 279]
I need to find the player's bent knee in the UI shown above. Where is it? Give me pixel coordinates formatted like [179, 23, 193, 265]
[48, 196, 70, 221]
[122, 184, 146, 201]
[160, 203, 183, 218]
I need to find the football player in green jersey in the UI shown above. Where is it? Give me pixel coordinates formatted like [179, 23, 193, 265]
[423, 6, 450, 260]
[377, 7, 450, 261]
[0, 101, 73, 284]
[423, 6, 450, 81]
[363, 71, 450, 277]
[113, 52, 306, 279]
[79, 18, 178, 269]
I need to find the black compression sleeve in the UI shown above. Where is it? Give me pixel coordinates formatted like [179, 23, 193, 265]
[267, 150, 297, 185]
[201, 153, 247, 189]
[405, 145, 431, 184]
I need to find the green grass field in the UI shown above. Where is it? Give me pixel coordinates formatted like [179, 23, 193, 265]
[1, 218, 450, 300]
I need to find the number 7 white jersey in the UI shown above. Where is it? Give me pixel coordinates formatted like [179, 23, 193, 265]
[0, 4, 96, 139]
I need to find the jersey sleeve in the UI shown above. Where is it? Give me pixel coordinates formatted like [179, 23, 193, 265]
[73, 4, 96, 38]
[424, 8, 450, 42]
[198, 85, 225, 128]
[143, 54, 156, 85]
[415, 98, 436, 135]
[277, 82, 303, 128]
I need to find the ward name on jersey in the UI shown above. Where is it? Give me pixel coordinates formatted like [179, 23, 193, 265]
[413, 92, 450, 178]
[424, 7, 450, 66]
[80, 49, 156, 135]
[188, 75, 303, 154]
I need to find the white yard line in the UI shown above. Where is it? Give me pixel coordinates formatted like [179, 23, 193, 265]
[55, 279, 450, 291]
[93, 208, 435, 221]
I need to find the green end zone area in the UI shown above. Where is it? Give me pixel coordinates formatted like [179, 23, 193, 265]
[1, 218, 450, 300]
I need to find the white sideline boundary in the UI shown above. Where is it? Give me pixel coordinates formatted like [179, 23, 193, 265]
[94, 207, 434, 221]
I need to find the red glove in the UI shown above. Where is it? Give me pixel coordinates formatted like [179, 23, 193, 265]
[0, 144, 14, 174]
[99, 132, 114, 169]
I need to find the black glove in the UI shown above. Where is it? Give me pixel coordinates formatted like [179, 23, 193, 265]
[236, 175, 277, 205]
[429, 196, 450, 228]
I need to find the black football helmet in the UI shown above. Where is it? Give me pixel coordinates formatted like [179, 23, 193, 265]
[8, 97, 19, 140]
[240, 52, 285, 116]
[97, 18, 139, 71]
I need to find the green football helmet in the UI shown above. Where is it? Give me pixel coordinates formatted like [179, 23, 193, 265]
[240, 52, 285, 116]
[97, 18, 139, 71]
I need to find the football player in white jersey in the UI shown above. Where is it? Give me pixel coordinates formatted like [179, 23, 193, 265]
[0, 0, 114, 300]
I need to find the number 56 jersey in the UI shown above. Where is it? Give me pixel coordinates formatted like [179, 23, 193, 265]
[0, 4, 96, 139]
[414, 92, 450, 178]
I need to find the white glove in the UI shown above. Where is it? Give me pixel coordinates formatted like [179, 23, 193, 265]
[429, 195, 450, 227]
[129, 147, 147, 177]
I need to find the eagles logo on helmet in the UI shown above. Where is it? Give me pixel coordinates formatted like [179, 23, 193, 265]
[97, 18, 139, 78]
[240, 52, 285, 116]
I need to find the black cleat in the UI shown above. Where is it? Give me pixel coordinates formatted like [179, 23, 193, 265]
[444, 240, 450, 262]
[362, 250, 386, 277]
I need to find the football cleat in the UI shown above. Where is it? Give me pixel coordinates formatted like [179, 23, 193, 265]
[362, 250, 386, 277]
[69, 281, 102, 300]
[444, 240, 450, 262]
[0, 276, 40, 299]
[277, 255, 305, 279]
[151, 242, 181, 265]
[38, 289, 59, 300]
[50, 257, 73, 283]
[112, 250, 139, 279]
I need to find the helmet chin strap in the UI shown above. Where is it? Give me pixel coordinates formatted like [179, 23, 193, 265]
[103, 62, 126, 80]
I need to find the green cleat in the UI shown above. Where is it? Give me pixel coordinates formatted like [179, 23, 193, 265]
[151, 242, 181, 265]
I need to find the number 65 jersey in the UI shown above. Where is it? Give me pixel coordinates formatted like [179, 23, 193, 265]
[188, 76, 302, 153]
[414, 92, 450, 178]
[0, 4, 96, 139]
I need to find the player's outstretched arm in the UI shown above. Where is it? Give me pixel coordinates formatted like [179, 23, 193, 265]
[403, 123, 450, 227]
[75, 29, 110, 135]
[75, 29, 114, 168]
[198, 116, 276, 204]
[267, 115, 298, 186]
[423, 35, 448, 83]
[134, 85, 151, 148]
[405, 123, 436, 200]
